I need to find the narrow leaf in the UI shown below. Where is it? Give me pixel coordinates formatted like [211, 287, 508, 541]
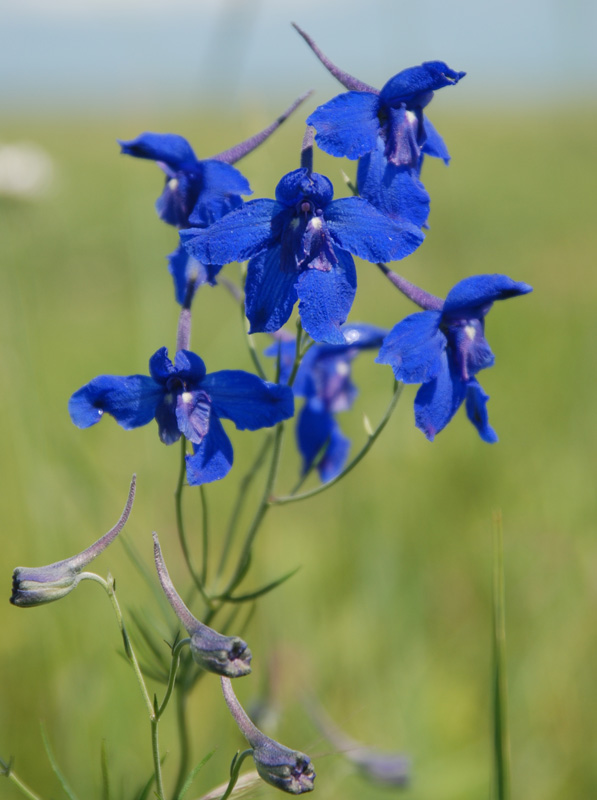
[100, 740, 110, 800]
[40, 724, 79, 800]
[176, 751, 215, 800]
[222, 567, 301, 603]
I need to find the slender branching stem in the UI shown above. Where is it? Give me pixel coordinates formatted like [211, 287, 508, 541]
[173, 680, 192, 799]
[84, 572, 154, 717]
[225, 421, 285, 595]
[84, 573, 165, 798]
[0, 758, 45, 800]
[218, 750, 254, 800]
[175, 436, 212, 607]
[240, 301, 267, 380]
[157, 638, 190, 719]
[200, 486, 209, 586]
[272, 380, 403, 505]
[217, 433, 274, 580]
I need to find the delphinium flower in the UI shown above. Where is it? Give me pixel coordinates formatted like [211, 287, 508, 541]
[68, 348, 294, 485]
[119, 92, 310, 305]
[221, 676, 315, 794]
[375, 268, 532, 441]
[153, 533, 251, 677]
[181, 128, 425, 345]
[293, 24, 464, 225]
[265, 323, 386, 481]
[11, 476, 136, 607]
[307, 698, 409, 787]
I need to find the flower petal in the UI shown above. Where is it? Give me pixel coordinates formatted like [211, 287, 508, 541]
[376, 311, 445, 383]
[325, 196, 424, 262]
[465, 380, 498, 443]
[167, 245, 221, 306]
[421, 116, 451, 164]
[187, 159, 252, 228]
[380, 62, 466, 107]
[357, 138, 430, 228]
[69, 375, 163, 430]
[245, 244, 299, 334]
[307, 92, 381, 160]
[173, 350, 207, 384]
[296, 251, 357, 344]
[156, 170, 201, 227]
[185, 415, 234, 485]
[443, 274, 533, 316]
[181, 199, 279, 266]
[318, 421, 351, 483]
[414, 352, 467, 441]
[155, 395, 181, 445]
[201, 370, 294, 430]
[176, 390, 211, 444]
[118, 132, 198, 170]
[149, 347, 176, 383]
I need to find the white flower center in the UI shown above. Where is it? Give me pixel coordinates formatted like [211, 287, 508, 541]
[181, 391, 193, 404]
[464, 324, 476, 341]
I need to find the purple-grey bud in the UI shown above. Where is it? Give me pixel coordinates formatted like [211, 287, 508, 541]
[152, 533, 251, 678]
[307, 698, 409, 787]
[221, 677, 315, 794]
[10, 475, 136, 607]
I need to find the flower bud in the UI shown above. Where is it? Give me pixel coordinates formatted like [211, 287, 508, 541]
[153, 533, 251, 678]
[10, 476, 136, 607]
[221, 676, 315, 794]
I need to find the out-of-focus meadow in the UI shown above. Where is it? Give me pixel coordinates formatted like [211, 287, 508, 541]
[0, 99, 596, 800]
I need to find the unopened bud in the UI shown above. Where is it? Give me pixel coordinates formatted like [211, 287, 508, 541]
[10, 476, 136, 607]
[221, 676, 315, 794]
[153, 533, 251, 678]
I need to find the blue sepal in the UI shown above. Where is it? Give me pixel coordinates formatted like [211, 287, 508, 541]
[201, 371, 294, 430]
[118, 132, 198, 170]
[307, 92, 381, 160]
[185, 415, 234, 485]
[465, 380, 498, 443]
[296, 250, 356, 344]
[68, 375, 163, 430]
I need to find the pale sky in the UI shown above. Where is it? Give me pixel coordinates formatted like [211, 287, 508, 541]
[1, 0, 596, 111]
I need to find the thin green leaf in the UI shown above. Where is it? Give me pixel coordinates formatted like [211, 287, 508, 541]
[176, 750, 215, 800]
[100, 740, 110, 800]
[492, 511, 511, 800]
[135, 755, 167, 800]
[40, 723, 79, 800]
[221, 567, 301, 603]
[128, 608, 170, 670]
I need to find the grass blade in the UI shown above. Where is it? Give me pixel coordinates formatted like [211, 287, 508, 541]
[492, 511, 511, 800]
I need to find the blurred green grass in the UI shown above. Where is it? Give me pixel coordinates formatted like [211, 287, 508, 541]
[0, 105, 595, 800]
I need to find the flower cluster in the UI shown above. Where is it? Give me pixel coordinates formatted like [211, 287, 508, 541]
[7, 22, 534, 800]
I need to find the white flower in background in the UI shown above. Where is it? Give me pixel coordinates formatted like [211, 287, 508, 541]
[0, 142, 54, 198]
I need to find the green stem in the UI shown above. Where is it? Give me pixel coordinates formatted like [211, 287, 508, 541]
[157, 638, 190, 719]
[84, 573, 154, 717]
[225, 421, 285, 595]
[240, 299, 267, 380]
[0, 759, 45, 800]
[175, 437, 211, 607]
[219, 750, 254, 800]
[273, 380, 403, 505]
[216, 434, 274, 580]
[173, 678, 192, 800]
[84, 573, 165, 798]
[200, 486, 209, 586]
[287, 320, 304, 387]
[151, 718, 165, 800]
[492, 511, 511, 800]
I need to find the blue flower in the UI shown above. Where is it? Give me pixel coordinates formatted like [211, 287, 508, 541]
[119, 94, 310, 305]
[119, 132, 252, 229]
[265, 323, 386, 481]
[376, 274, 532, 441]
[68, 348, 294, 485]
[293, 26, 463, 224]
[181, 168, 424, 344]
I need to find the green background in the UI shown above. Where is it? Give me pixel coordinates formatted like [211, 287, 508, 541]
[0, 101, 595, 800]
